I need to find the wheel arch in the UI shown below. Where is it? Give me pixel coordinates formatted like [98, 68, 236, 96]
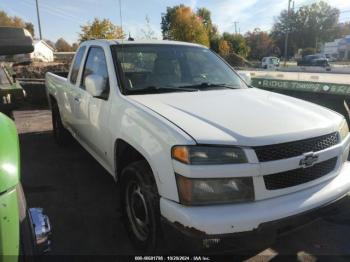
[114, 139, 159, 188]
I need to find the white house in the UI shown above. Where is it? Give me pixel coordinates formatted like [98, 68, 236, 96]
[322, 39, 342, 59]
[12, 40, 55, 63]
[30, 40, 55, 62]
[322, 35, 350, 61]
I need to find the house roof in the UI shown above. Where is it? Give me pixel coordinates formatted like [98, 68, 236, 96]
[33, 40, 56, 51]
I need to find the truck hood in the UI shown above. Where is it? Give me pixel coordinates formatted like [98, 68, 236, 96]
[129, 88, 343, 146]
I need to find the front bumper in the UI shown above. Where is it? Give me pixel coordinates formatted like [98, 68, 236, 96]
[160, 161, 350, 251]
[161, 193, 350, 252]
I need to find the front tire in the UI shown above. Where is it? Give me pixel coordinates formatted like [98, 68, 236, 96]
[51, 101, 71, 146]
[121, 160, 161, 253]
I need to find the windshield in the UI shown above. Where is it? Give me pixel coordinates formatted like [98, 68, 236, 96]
[111, 44, 247, 94]
[270, 58, 279, 65]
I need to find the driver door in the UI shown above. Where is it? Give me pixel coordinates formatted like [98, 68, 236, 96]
[77, 46, 111, 160]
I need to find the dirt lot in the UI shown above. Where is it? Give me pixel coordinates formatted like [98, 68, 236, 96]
[14, 109, 350, 261]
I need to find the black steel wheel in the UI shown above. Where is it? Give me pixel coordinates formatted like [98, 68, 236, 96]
[121, 160, 161, 253]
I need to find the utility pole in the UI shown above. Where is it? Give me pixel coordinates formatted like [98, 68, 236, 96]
[35, 0, 43, 39]
[284, 0, 292, 66]
[234, 21, 239, 34]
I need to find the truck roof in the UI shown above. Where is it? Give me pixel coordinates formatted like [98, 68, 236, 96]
[80, 39, 206, 48]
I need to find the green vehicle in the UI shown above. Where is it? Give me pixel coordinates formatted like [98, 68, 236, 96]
[0, 27, 51, 261]
[0, 27, 32, 115]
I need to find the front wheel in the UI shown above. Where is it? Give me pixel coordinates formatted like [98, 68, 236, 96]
[121, 161, 161, 253]
[51, 102, 71, 146]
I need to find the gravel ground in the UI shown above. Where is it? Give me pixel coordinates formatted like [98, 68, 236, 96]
[14, 109, 350, 261]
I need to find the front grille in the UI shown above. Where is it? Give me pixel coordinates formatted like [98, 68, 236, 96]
[264, 157, 338, 190]
[254, 132, 339, 162]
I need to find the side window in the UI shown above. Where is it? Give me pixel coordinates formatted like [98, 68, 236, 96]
[69, 46, 86, 84]
[81, 47, 110, 98]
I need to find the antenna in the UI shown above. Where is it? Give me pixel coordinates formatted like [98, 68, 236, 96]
[128, 33, 134, 41]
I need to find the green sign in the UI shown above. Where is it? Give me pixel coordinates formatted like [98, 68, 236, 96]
[252, 77, 350, 96]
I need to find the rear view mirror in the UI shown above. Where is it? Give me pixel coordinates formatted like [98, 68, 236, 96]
[85, 74, 106, 97]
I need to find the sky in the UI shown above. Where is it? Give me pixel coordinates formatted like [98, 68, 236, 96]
[1, 0, 350, 44]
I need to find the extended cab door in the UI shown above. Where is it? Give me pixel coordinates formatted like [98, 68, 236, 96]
[63, 46, 86, 131]
[75, 46, 112, 160]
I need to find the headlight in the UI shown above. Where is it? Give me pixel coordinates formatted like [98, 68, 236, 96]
[171, 146, 247, 165]
[176, 175, 254, 205]
[339, 120, 349, 141]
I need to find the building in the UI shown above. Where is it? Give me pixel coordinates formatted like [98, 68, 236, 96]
[322, 39, 342, 59]
[11, 40, 55, 63]
[322, 35, 350, 61]
[338, 36, 350, 61]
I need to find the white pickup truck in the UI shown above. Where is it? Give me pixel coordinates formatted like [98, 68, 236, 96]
[46, 39, 350, 253]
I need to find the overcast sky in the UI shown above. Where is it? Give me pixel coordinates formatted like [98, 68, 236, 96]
[1, 0, 350, 44]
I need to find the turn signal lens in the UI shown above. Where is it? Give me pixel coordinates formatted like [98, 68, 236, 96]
[172, 146, 190, 164]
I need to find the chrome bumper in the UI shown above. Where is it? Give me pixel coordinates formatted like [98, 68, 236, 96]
[29, 208, 52, 253]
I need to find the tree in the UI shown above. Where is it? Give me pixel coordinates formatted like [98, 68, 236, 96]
[336, 22, 350, 38]
[223, 32, 250, 58]
[79, 18, 124, 42]
[55, 38, 73, 52]
[218, 39, 230, 56]
[45, 39, 56, 49]
[271, 1, 340, 57]
[161, 5, 209, 46]
[196, 7, 221, 50]
[0, 10, 34, 36]
[72, 43, 79, 51]
[141, 15, 157, 40]
[245, 28, 275, 60]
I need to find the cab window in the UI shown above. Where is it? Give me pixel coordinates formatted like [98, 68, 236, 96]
[69, 46, 86, 84]
[81, 46, 110, 98]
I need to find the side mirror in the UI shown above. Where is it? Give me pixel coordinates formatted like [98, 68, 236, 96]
[85, 74, 106, 97]
[238, 72, 252, 85]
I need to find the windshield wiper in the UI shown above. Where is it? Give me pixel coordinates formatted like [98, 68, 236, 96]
[126, 85, 199, 95]
[178, 82, 240, 90]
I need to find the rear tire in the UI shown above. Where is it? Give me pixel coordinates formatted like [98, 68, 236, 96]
[51, 101, 71, 146]
[120, 160, 161, 253]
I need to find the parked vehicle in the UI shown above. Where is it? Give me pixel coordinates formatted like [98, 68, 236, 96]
[0, 113, 51, 260]
[261, 56, 280, 70]
[0, 27, 51, 261]
[297, 54, 330, 67]
[0, 28, 31, 114]
[46, 40, 350, 253]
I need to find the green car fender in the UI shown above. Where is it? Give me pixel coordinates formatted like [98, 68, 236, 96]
[0, 112, 20, 259]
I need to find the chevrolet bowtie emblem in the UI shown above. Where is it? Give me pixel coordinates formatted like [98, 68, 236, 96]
[299, 152, 318, 168]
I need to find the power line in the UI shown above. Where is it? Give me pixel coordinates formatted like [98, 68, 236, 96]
[234, 21, 239, 34]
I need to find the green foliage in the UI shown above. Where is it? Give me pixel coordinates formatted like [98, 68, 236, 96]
[271, 1, 340, 57]
[79, 18, 125, 42]
[223, 32, 250, 58]
[0, 10, 34, 36]
[161, 5, 209, 47]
